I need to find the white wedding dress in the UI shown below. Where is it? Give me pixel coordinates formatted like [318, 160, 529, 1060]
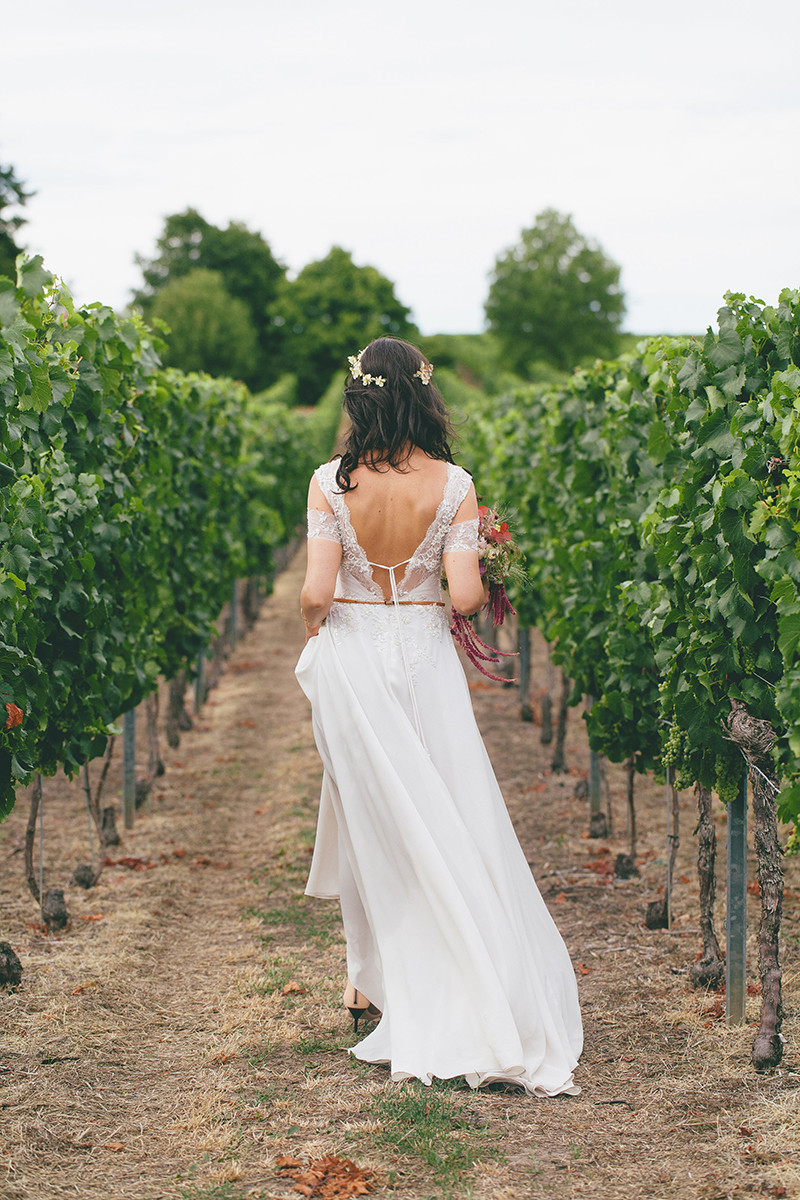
[295, 460, 583, 1095]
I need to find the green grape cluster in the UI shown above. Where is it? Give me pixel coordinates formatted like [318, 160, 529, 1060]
[741, 646, 757, 674]
[715, 752, 745, 804]
[661, 723, 687, 768]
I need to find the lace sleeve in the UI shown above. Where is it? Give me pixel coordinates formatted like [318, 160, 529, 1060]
[307, 509, 342, 543]
[443, 518, 478, 553]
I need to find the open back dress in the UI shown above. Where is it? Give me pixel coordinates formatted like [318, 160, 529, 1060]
[295, 459, 583, 1095]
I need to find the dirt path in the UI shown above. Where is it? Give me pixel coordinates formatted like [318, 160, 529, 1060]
[1, 548, 798, 1200]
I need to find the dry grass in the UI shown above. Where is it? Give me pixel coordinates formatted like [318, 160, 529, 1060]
[1, 548, 798, 1200]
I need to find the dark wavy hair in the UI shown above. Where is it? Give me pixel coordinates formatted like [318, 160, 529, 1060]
[334, 337, 455, 492]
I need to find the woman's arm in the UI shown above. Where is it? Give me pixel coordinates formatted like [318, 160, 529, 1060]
[300, 476, 342, 641]
[443, 483, 489, 616]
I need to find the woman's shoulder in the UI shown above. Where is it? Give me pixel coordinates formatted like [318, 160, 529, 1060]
[448, 461, 472, 483]
[313, 459, 341, 490]
[446, 461, 474, 503]
[314, 458, 340, 477]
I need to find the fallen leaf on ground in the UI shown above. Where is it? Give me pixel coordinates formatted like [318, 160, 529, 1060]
[77, 914, 104, 922]
[105, 856, 155, 870]
[282, 980, 307, 995]
[702, 998, 725, 1021]
[276, 1153, 373, 1197]
[554, 892, 567, 903]
[585, 859, 614, 875]
[577, 963, 590, 975]
[103, 1142, 125, 1152]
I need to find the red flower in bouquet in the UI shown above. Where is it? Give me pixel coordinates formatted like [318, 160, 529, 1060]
[478, 506, 511, 545]
[450, 505, 525, 680]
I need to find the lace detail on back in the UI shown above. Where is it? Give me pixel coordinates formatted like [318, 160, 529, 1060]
[313, 460, 473, 603]
[399, 467, 473, 595]
[443, 518, 479, 554]
[314, 461, 382, 599]
[307, 509, 342, 543]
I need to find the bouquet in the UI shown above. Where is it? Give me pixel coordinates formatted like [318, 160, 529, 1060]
[449, 505, 525, 680]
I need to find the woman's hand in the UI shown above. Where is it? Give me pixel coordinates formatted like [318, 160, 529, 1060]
[303, 619, 321, 644]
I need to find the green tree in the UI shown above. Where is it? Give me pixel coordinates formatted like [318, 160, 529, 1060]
[274, 246, 417, 404]
[485, 208, 626, 375]
[134, 208, 285, 386]
[0, 162, 33, 280]
[151, 268, 258, 380]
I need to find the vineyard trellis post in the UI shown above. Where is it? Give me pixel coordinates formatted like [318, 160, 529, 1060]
[518, 627, 532, 722]
[665, 768, 679, 930]
[726, 773, 748, 1024]
[195, 650, 206, 716]
[585, 696, 607, 837]
[229, 580, 238, 647]
[81, 762, 96, 874]
[38, 776, 44, 904]
[123, 709, 136, 830]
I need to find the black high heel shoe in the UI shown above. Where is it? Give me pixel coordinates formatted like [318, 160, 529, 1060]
[343, 983, 381, 1032]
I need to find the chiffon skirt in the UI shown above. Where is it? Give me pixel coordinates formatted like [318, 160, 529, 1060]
[295, 606, 583, 1095]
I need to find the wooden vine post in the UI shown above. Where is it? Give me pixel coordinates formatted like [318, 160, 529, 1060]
[689, 782, 725, 988]
[725, 700, 784, 1068]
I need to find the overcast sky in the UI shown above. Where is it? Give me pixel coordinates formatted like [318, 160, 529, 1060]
[3, 0, 799, 337]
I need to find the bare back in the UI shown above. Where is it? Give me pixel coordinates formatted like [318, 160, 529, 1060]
[343, 451, 450, 596]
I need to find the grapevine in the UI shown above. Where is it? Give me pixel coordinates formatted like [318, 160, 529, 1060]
[0, 258, 341, 818]
[444, 288, 800, 1070]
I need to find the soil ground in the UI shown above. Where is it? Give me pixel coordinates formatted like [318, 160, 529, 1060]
[1, 546, 799, 1200]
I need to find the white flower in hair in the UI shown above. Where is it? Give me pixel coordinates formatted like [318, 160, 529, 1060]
[348, 349, 365, 379]
[347, 348, 385, 387]
[414, 360, 434, 385]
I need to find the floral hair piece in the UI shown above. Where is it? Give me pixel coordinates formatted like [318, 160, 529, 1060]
[347, 348, 386, 388]
[414, 360, 434, 385]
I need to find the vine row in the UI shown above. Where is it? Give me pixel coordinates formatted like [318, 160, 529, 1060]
[0, 257, 340, 818]
[446, 288, 800, 1069]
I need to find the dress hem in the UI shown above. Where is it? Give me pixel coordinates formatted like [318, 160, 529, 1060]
[350, 1049, 581, 1097]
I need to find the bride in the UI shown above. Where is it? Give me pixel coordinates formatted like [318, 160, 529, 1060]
[295, 337, 583, 1095]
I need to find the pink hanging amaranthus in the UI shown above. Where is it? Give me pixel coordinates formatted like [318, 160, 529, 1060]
[449, 505, 524, 681]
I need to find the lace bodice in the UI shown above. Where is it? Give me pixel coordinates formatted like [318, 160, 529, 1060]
[307, 460, 477, 603]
